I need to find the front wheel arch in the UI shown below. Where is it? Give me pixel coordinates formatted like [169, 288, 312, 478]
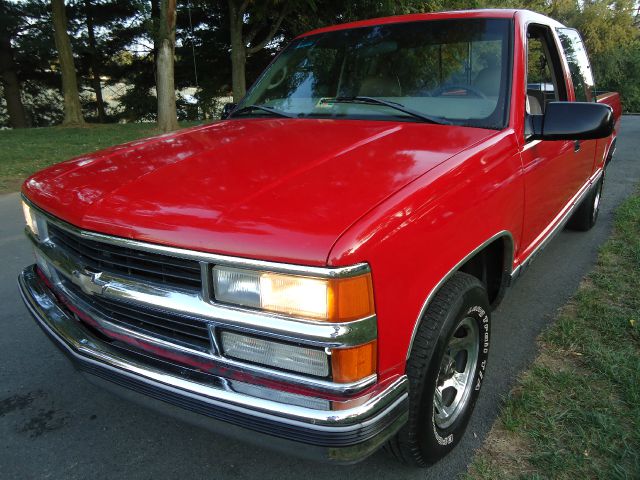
[405, 231, 513, 361]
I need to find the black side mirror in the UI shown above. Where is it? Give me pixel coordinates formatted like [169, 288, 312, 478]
[531, 101, 613, 141]
[221, 102, 237, 120]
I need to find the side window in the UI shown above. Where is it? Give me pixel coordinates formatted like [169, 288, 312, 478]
[556, 28, 595, 102]
[526, 26, 566, 115]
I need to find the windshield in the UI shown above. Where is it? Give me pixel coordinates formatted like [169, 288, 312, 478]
[237, 18, 512, 129]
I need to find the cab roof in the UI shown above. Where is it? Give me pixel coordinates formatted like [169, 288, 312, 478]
[297, 9, 564, 38]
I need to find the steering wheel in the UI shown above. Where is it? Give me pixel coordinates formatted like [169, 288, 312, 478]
[267, 66, 288, 90]
[432, 84, 487, 99]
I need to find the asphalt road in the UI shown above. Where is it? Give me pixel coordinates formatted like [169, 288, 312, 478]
[1, 117, 639, 479]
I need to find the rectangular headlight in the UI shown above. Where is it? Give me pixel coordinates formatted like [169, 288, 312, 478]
[220, 331, 329, 377]
[212, 266, 375, 322]
[22, 201, 40, 238]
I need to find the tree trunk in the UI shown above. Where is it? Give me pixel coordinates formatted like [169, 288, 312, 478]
[227, 0, 289, 102]
[0, 31, 28, 128]
[51, 0, 85, 126]
[156, 0, 178, 132]
[228, 0, 246, 102]
[84, 0, 106, 122]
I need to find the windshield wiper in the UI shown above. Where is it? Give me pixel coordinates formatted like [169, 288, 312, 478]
[322, 96, 450, 125]
[228, 104, 296, 119]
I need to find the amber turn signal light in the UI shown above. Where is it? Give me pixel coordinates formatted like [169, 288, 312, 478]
[327, 273, 375, 322]
[331, 341, 377, 383]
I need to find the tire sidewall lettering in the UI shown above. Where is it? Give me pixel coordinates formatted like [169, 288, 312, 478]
[401, 275, 492, 465]
[432, 411, 454, 445]
[432, 302, 490, 443]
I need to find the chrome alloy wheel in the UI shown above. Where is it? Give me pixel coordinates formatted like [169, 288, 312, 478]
[592, 180, 603, 222]
[433, 316, 480, 429]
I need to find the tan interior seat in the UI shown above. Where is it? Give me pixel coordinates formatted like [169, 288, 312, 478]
[526, 94, 543, 115]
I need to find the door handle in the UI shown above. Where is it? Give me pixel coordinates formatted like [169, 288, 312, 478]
[574, 140, 581, 152]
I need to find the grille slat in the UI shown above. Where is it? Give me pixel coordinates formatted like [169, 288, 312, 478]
[60, 276, 211, 349]
[98, 297, 211, 339]
[56, 236, 200, 285]
[52, 228, 202, 272]
[48, 224, 202, 290]
[46, 221, 211, 351]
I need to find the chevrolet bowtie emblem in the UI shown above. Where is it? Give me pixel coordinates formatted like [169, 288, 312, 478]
[71, 269, 108, 295]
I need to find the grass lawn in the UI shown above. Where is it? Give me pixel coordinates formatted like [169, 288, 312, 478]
[0, 122, 202, 193]
[467, 191, 640, 479]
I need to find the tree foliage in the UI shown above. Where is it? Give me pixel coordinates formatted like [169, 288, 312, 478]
[1, 0, 64, 127]
[553, 0, 640, 111]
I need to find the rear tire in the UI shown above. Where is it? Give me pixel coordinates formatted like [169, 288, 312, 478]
[567, 174, 604, 231]
[387, 273, 490, 466]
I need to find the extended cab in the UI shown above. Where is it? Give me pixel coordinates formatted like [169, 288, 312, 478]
[18, 9, 619, 466]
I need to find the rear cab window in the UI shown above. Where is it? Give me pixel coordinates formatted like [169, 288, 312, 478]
[556, 28, 596, 102]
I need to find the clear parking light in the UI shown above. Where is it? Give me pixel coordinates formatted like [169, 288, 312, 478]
[22, 201, 40, 238]
[220, 331, 330, 377]
[212, 266, 375, 322]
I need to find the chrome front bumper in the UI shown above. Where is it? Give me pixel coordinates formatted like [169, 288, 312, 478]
[18, 265, 408, 463]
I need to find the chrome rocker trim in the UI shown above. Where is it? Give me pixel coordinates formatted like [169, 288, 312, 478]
[18, 266, 408, 463]
[510, 168, 604, 282]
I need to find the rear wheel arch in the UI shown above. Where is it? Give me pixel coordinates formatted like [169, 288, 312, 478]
[604, 136, 617, 167]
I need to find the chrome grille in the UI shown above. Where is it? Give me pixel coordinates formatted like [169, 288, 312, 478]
[47, 223, 202, 291]
[59, 275, 212, 350]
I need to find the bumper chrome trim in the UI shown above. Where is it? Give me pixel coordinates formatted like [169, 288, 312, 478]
[18, 266, 408, 462]
[22, 197, 379, 394]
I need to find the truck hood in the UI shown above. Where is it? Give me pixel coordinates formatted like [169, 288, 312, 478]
[24, 119, 495, 265]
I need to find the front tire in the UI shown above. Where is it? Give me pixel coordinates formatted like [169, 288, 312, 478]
[387, 273, 490, 466]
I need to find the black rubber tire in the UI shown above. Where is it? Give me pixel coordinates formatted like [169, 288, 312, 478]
[566, 175, 604, 232]
[386, 272, 490, 466]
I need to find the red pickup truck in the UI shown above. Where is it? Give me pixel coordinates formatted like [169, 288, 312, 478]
[18, 9, 620, 466]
